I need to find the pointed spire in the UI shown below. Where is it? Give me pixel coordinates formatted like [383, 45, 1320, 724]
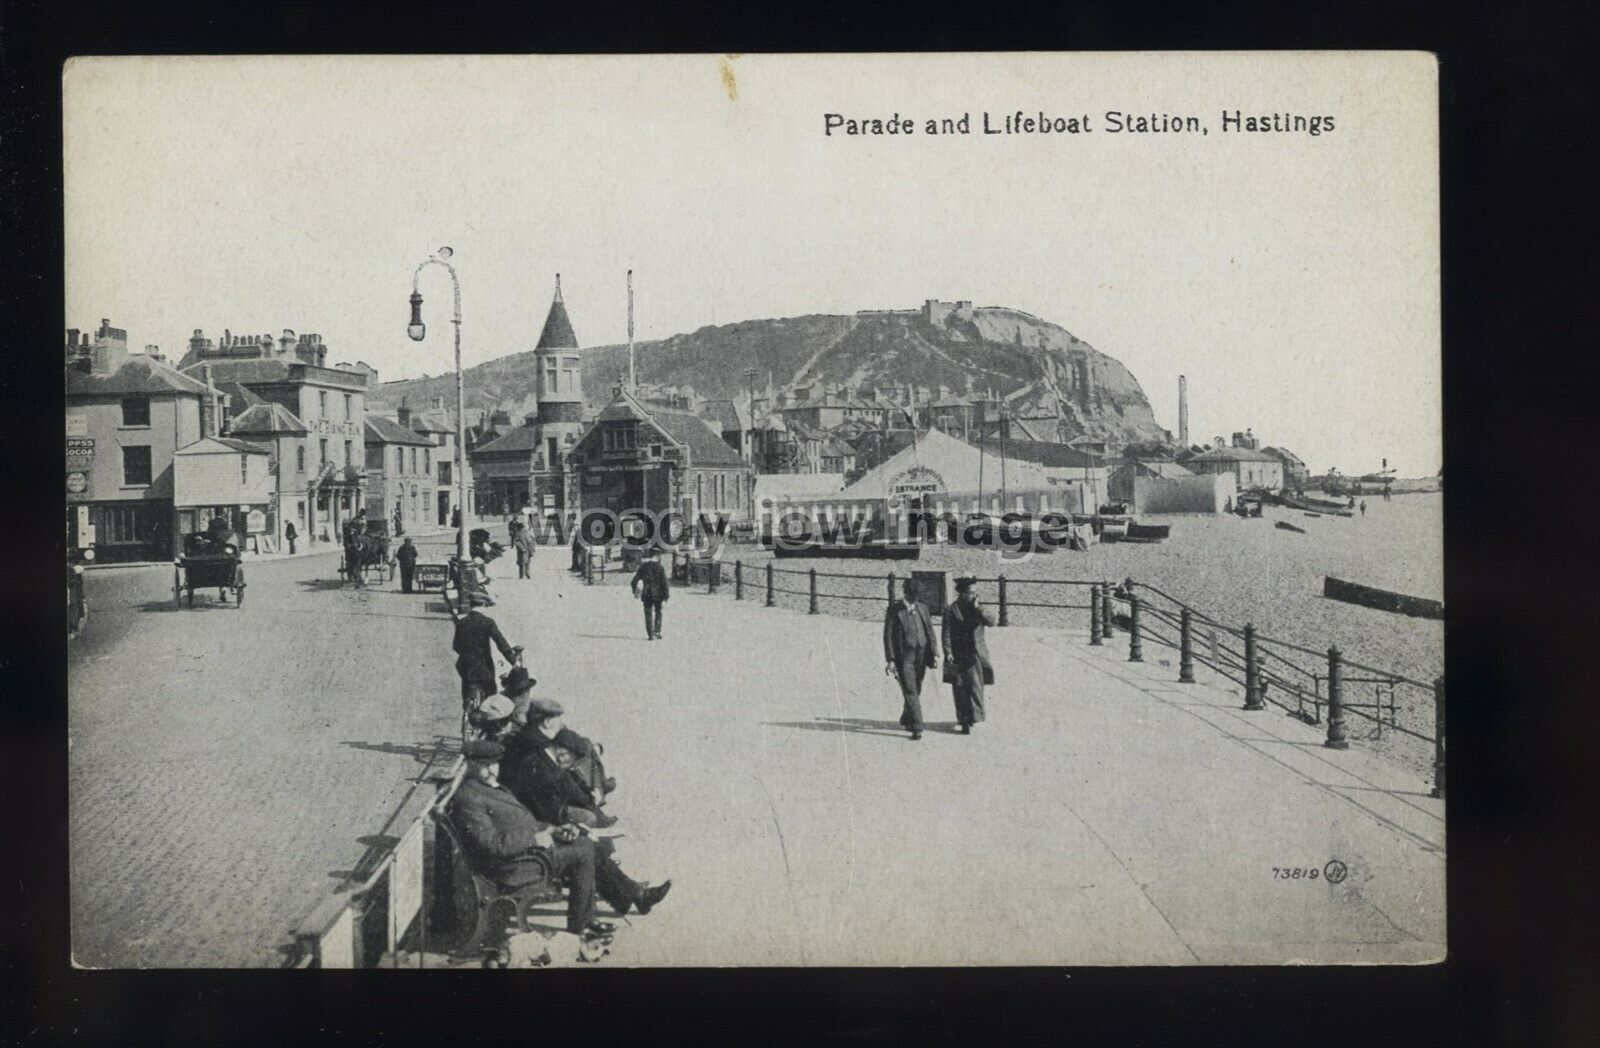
[536, 273, 578, 350]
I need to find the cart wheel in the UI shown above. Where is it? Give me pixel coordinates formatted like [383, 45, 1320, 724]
[235, 585, 244, 606]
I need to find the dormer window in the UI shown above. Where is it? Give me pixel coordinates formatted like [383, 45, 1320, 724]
[649, 443, 663, 459]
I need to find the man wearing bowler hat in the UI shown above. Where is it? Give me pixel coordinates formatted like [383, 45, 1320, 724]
[451, 601, 521, 733]
[451, 739, 670, 940]
[883, 577, 939, 741]
[941, 576, 996, 734]
[630, 547, 670, 640]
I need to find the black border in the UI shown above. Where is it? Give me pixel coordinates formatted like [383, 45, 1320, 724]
[5, 2, 1596, 1045]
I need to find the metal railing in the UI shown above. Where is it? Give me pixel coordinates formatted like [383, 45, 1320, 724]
[638, 552, 1445, 798]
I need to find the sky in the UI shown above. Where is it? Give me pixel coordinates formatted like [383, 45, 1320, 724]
[64, 53, 1439, 476]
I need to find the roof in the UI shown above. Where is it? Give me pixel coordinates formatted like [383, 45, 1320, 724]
[229, 402, 308, 436]
[1188, 446, 1280, 463]
[365, 415, 434, 446]
[645, 404, 749, 467]
[701, 399, 747, 433]
[535, 282, 579, 350]
[175, 435, 272, 456]
[1263, 446, 1308, 468]
[1117, 459, 1194, 479]
[66, 356, 209, 398]
[995, 440, 1104, 469]
[180, 358, 367, 390]
[218, 382, 266, 409]
[754, 473, 848, 500]
[472, 424, 543, 456]
[409, 408, 455, 433]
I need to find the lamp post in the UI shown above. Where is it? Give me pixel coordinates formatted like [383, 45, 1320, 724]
[408, 247, 469, 568]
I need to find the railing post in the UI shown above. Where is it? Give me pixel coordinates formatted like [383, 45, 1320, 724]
[998, 574, 1008, 627]
[1178, 607, 1195, 683]
[1431, 675, 1446, 798]
[808, 568, 819, 614]
[1242, 623, 1263, 709]
[708, 559, 719, 594]
[583, 550, 594, 586]
[1127, 593, 1143, 662]
[765, 562, 774, 607]
[735, 560, 743, 600]
[1089, 583, 1103, 645]
[670, 548, 679, 583]
[1325, 645, 1349, 749]
[1100, 584, 1114, 639]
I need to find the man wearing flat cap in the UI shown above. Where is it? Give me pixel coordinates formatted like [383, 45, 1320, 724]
[883, 577, 939, 741]
[451, 739, 670, 939]
[501, 694, 616, 829]
[942, 576, 996, 734]
[501, 669, 617, 809]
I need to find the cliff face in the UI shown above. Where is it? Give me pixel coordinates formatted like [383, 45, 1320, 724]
[376, 302, 1168, 446]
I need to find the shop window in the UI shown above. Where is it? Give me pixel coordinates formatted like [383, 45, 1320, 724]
[122, 445, 152, 486]
[121, 397, 151, 427]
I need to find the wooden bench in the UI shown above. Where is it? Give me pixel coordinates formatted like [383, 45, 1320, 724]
[433, 808, 565, 960]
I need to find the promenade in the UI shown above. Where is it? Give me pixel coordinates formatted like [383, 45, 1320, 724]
[68, 531, 1443, 967]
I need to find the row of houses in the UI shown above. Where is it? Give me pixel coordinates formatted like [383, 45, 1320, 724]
[64, 320, 465, 563]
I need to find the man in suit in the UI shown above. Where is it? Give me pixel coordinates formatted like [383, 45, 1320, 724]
[514, 517, 537, 579]
[451, 601, 521, 729]
[883, 578, 939, 740]
[501, 671, 617, 805]
[500, 697, 617, 830]
[394, 536, 419, 593]
[451, 740, 670, 939]
[941, 576, 996, 734]
[630, 548, 670, 640]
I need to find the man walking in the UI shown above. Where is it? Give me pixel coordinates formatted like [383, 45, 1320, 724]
[284, 521, 297, 555]
[394, 536, 418, 593]
[941, 576, 995, 735]
[514, 518, 537, 579]
[452, 599, 522, 733]
[883, 578, 939, 740]
[630, 548, 669, 640]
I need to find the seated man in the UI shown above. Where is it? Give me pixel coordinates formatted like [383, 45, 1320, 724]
[450, 740, 671, 940]
[468, 693, 518, 742]
[501, 694, 616, 830]
[501, 670, 616, 805]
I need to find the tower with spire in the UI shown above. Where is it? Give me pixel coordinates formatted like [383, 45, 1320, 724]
[530, 273, 585, 517]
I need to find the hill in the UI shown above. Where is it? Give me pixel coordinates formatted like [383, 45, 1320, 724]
[376, 300, 1169, 445]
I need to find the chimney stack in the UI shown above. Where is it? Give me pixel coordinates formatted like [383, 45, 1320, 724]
[397, 396, 411, 427]
[1178, 375, 1189, 447]
[200, 364, 222, 438]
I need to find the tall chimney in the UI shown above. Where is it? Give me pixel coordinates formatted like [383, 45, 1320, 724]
[1178, 375, 1189, 447]
[200, 364, 221, 438]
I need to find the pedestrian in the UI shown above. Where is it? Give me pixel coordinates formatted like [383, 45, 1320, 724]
[285, 521, 297, 555]
[393, 507, 404, 537]
[451, 599, 522, 734]
[1359, 500, 1367, 516]
[395, 536, 418, 593]
[514, 518, 536, 579]
[883, 578, 939, 741]
[941, 576, 995, 735]
[570, 530, 586, 573]
[630, 547, 669, 640]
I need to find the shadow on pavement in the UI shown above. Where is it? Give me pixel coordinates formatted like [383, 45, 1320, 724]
[569, 632, 645, 642]
[764, 716, 940, 738]
[135, 599, 236, 613]
[343, 736, 461, 766]
[298, 579, 354, 592]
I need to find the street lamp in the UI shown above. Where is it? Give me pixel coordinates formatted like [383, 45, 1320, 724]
[408, 246, 469, 568]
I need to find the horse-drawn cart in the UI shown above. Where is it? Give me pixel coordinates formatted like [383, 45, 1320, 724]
[340, 518, 391, 585]
[174, 533, 245, 607]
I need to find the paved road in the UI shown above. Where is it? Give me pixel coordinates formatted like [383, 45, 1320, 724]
[69, 532, 468, 968]
[70, 533, 1443, 967]
[463, 551, 1445, 966]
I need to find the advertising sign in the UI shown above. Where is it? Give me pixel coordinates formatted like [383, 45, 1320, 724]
[414, 563, 448, 591]
[66, 437, 96, 470]
[66, 414, 88, 437]
[67, 472, 89, 495]
[888, 466, 945, 500]
[246, 510, 268, 534]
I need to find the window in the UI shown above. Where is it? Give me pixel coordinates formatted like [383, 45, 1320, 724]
[122, 445, 152, 486]
[320, 438, 329, 467]
[410, 447, 418, 474]
[344, 394, 352, 421]
[240, 455, 249, 485]
[95, 504, 151, 544]
[547, 438, 559, 469]
[423, 448, 430, 474]
[319, 391, 328, 418]
[544, 359, 558, 394]
[120, 397, 151, 427]
[560, 364, 576, 392]
[344, 440, 353, 467]
[296, 444, 306, 473]
[649, 443, 663, 459]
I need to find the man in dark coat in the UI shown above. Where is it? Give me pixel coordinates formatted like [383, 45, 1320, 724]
[941, 576, 995, 734]
[394, 536, 419, 593]
[514, 518, 537, 579]
[451, 740, 669, 938]
[630, 549, 670, 640]
[883, 578, 939, 740]
[500, 703, 613, 829]
[452, 602, 521, 726]
[501, 670, 616, 805]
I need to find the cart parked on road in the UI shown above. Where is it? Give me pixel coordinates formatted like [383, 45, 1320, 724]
[174, 532, 245, 607]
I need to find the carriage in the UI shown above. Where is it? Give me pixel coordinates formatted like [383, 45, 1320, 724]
[340, 518, 391, 585]
[174, 532, 245, 607]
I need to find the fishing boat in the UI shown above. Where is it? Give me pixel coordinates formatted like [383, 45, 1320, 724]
[1323, 575, 1443, 619]
[768, 538, 921, 560]
[1275, 521, 1306, 534]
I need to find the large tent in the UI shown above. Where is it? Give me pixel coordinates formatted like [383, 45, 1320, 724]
[839, 428, 1054, 502]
